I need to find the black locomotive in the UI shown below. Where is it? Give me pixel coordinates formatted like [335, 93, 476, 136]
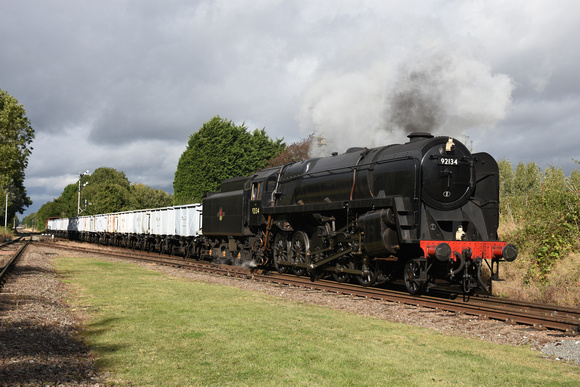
[202, 132, 517, 294]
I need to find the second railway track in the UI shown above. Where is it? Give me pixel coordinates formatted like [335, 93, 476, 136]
[0, 238, 30, 290]
[38, 239, 580, 335]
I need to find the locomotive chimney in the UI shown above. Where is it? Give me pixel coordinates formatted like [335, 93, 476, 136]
[407, 132, 434, 142]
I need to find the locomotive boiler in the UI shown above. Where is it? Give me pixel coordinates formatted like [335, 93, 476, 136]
[202, 132, 517, 294]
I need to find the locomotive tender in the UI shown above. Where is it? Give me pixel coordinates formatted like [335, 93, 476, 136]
[48, 132, 516, 294]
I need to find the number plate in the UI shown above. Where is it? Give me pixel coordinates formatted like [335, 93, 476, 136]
[439, 157, 459, 166]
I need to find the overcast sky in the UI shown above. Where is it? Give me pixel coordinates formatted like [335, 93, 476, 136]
[2, 0, 580, 218]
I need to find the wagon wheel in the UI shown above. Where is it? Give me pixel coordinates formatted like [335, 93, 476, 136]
[189, 242, 199, 260]
[143, 239, 150, 252]
[331, 235, 352, 283]
[273, 233, 290, 274]
[185, 241, 191, 259]
[403, 259, 427, 295]
[355, 258, 378, 286]
[290, 231, 309, 276]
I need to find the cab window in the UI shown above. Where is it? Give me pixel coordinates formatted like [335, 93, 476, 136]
[266, 177, 277, 192]
[251, 182, 263, 200]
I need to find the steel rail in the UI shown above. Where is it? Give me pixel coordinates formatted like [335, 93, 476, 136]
[250, 274, 580, 333]
[0, 236, 23, 248]
[0, 241, 29, 291]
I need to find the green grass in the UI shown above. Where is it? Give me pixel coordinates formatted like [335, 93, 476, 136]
[0, 226, 14, 242]
[55, 257, 580, 386]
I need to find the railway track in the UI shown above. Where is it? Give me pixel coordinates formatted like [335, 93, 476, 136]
[0, 239, 29, 290]
[37, 240, 580, 334]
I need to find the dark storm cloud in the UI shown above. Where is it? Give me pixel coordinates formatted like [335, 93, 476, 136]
[2, 1, 226, 140]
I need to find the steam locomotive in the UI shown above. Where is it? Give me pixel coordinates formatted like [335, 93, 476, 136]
[48, 132, 516, 295]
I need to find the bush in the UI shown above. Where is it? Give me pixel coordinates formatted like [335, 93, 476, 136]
[500, 161, 580, 284]
[0, 226, 13, 242]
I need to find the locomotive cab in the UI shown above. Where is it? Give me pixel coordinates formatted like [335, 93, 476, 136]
[248, 167, 281, 228]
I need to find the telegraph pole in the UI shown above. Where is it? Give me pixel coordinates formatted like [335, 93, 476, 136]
[4, 193, 7, 228]
[77, 170, 90, 216]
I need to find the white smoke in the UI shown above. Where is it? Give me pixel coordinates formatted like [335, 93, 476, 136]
[241, 260, 257, 269]
[300, 48, 515, 157]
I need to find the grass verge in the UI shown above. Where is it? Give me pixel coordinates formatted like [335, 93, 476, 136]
[56, 256, 580, 386]
[0, 226, 13, 242]
[498, 218, 580, 307]
[494, 250, 580, 306]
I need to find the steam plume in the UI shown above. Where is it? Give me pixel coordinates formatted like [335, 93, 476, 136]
[300, 50, 514, 156]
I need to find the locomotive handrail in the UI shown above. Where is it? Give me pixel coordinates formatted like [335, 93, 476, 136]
[277, 155, 417, 184]
[263, 197, 398, 214]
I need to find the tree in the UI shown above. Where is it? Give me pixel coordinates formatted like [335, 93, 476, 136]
[84, 167, 131, 191]
[513, 162, 541, 194]
[266, 134, 313, 167]
[35, 167, 175, 228]
[21, 212, 38, 230]
[131, 183, 173, 209]
[74, 167, 135, 215]
[499, 160, 580, 282]
[498, 159, 515, 196]
[89, 182, 136, 214]
[173, 116, 285, 204]
[0, 88, 35, 227]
